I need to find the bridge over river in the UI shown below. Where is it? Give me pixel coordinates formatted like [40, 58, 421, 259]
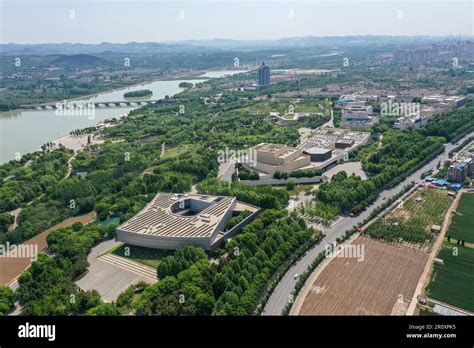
[20, 100, 162, 110]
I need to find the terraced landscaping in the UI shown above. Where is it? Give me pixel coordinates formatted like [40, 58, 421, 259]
[109, 244, 173, 269]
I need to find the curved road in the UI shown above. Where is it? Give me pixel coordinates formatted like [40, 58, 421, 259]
[262, 132, 473, 315]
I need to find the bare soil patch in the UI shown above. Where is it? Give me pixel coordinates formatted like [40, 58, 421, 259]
[299, 237, 428, 315]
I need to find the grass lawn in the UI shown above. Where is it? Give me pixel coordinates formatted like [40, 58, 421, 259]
[448, 193, 474, 243]
[107, 244, 173, 269]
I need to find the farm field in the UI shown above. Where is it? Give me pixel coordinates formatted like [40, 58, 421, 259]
[425, 241, 474, 312]
[366, 188, 453, 251]
[298, 237, 428, 315]
[447, 193, 474, 244]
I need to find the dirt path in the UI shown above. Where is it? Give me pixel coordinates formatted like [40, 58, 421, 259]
[64, 152, 77, 180]
[321, 109, 334, 128]
[406, 189, 465, 315]
[7, 207, 22, 230]
[1, 212, 95, 287]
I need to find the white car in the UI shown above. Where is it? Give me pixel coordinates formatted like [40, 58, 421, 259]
[294, 274, 299, 280]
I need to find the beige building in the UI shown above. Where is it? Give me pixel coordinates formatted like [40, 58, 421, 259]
[250, 143, 310, 174]
[116, 193, 259, 251]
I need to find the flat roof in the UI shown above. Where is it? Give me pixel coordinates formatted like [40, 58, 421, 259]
[304, 147, 332, 155]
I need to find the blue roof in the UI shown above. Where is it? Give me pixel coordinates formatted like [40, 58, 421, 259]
[457, 162, 466, 169]
[432, 179, 449, 186]
[448, 183, 463, 189]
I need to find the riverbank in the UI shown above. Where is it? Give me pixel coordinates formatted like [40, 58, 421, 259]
[15, 68, 246, 110]
[1, 69, 248, 164]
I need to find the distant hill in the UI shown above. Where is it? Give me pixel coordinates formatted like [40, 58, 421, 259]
[0, 42, 222, 56]
[52, 54, 108, 67]
[0, 36, 461, 56]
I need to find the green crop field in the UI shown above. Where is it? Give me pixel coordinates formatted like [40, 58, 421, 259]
[367, 188, 453, 244]
[426, 241, 474, 312]
[448, 193, 474, 244]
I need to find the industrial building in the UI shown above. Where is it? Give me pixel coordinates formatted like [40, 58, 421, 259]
[248, 143, 310, 174]
[116, 193, 260, 251]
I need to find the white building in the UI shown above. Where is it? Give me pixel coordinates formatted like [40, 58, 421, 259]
[393, 114, 429, 129]
[340, 105, 378, 129]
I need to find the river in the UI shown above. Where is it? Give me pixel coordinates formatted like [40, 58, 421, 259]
[0, 70, 246, 164]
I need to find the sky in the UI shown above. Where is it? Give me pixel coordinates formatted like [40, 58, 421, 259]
[0, 0, 473, 44]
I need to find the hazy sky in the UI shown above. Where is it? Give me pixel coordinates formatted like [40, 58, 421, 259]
[1, 0, 473, 44]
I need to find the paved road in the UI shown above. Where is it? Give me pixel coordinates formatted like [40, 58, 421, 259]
[262, 132, 473, 315]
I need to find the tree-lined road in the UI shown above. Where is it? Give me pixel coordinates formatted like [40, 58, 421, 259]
[262, 132, 473, 315]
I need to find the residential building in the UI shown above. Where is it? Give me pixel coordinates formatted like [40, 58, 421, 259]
[447, 162, 469, 182]
[257, 62, 270, 87]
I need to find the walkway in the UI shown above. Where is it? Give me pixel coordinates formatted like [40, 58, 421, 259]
[76, 240, 157, 302]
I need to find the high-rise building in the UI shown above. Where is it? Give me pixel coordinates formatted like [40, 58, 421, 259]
[257, 62, 270, 87]
[447, 162, 469, 182]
